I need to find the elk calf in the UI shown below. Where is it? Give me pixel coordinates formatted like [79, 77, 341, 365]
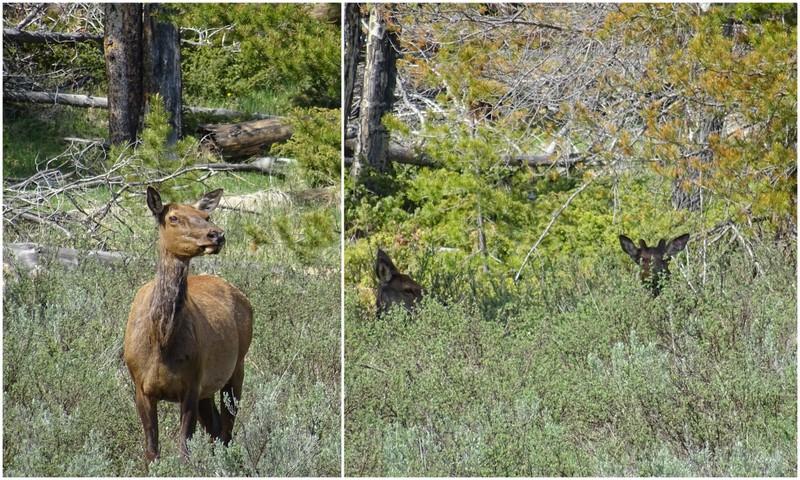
[375, 248, 423, 315]
[619, 233, 689, 296]
[124, 187, 253, 466]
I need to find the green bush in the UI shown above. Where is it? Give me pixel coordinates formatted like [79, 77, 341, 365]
[178, 4, 340, 111]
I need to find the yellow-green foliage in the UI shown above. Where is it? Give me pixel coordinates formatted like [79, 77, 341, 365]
[345, 3, 795, 307]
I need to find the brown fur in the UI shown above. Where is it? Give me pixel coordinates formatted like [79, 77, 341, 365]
[375, 248, 423, 315]
[124, 187, 253, 466]
[619, 233, 689, 296]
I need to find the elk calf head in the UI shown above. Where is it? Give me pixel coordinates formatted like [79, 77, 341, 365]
[147, 187, 225, 257]
[619, 233, 689, 296]
[375, 248, 423, 315]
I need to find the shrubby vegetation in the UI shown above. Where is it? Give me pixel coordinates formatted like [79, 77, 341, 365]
[345, 247, 796, 476]
[3, 199, 341, 476]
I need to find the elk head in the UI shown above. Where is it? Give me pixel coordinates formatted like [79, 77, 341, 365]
[147, 186, 225, 258]
[375, 248, 423, 315]
[619, 233, 689, 296]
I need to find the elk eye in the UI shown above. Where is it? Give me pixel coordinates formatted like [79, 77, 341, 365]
[404, 288, 414, 295]
[169, 215, 179, 223]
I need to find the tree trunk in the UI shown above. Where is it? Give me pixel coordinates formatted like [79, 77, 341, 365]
[353, 5, 398, 176]
[143, 4, 183, 145]
[343, 3, 362, 123]
[104, 3, 144, 146]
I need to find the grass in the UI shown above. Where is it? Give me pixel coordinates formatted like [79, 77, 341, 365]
[344, 247, 797, 476]
[2, 104, 109, 178]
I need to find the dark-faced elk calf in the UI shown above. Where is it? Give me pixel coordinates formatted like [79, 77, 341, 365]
[375, 248, 423, 315]
[619, 233, 690, 296]
[124, 187, 253, 466]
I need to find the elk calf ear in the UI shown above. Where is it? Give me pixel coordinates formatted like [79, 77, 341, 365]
[665, 233, 689, 256]
[146, 187, 164, 217]
[195, 189, 224, 213]
[619, 235, 640, 261]
[375, 249, 398, 285]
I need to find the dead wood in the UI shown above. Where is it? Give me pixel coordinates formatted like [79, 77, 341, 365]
[4, 90, 277, 120]
[197, 119, 294, 161]
[3, 28, 103, 46]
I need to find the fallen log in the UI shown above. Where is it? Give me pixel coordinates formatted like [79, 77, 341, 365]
[4, 90, 276, 119]
[344, 137, 594, 169]
[3, 242, 125, 274]
[198, 119, 294, 161]
[5, 90, 108, 108]
[3, 28, 103, 46]
[196, 157, 295, 175]
[344, 138, 435, 167]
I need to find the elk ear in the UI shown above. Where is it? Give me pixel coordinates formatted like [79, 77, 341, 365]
[657, 238, 667, 251]
[146, 187, 164, 217]
[375, 249, 398, 285]
[665, 233, 689, 256]
[195, 189, 223, 213]
[619, 235, 639, 260]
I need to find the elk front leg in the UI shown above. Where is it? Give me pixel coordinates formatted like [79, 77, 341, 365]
[134, 388, 159, 466]
[179, 390, 200, 461]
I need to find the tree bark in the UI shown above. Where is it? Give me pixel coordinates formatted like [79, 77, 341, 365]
[343, 3, 362, 123]
[197, 119, 294, 161]
[104, 3, 144, 146]
[353, 5, 398, 176]
[143, 4, 182, 145]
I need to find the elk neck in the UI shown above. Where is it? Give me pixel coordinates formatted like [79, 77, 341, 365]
[149, 240, 191, 348]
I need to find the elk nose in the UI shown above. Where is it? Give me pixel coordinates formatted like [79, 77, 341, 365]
[208, 230, 225, 245]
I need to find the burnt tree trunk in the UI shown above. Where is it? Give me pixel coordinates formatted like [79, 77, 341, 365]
[353, 5, 398, 176]
[343, 3, 362, 123]
[104, 3, 144, 146]
[143, 4, 182, 145]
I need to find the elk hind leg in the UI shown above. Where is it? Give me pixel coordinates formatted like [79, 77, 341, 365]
[220, 363, 244, 445]
[198, 397, 222, 440]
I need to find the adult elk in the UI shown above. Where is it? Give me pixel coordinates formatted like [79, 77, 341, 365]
[375, 248, 423, 315]
[619, 233, 690, 296]
[124, 187, 253, 466]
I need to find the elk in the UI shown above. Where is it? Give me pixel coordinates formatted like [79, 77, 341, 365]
[124, 187, 253, 466]
[375, 248, 423, 315]
[619, 233, 690, 296]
